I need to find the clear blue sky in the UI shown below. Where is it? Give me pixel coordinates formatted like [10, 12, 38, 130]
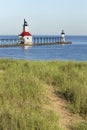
[0, 0, 87, 35]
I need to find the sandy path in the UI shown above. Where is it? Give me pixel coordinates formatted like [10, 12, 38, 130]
[44, 85, 85, 130]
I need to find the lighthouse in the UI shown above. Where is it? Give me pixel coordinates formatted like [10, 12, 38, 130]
[60, 30, 65, 42]
[19, 19, 32, 45]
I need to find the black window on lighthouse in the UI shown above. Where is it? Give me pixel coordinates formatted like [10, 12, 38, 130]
[24, 19, 28, 26]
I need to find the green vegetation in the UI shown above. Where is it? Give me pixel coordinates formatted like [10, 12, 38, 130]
[71, 122, 87, 130]
[32, 61, 87, 115]
[0, 59, 61, 130]
[0, 59, 87, 130]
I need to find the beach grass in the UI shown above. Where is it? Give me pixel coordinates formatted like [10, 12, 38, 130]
[0, 59, 87, 129]
[31, 61, 87, 115]
[0, 59, 61, 130]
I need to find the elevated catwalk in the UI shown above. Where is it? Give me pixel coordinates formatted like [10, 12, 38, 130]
[0, 36, 72, 48]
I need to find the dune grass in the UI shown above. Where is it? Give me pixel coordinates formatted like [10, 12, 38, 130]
[0, 59, 87, 129]
[0, 59, 61, 130]
[31, 61, 87, 116]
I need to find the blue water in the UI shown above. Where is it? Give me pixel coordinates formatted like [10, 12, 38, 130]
[0, 35, 87, 61]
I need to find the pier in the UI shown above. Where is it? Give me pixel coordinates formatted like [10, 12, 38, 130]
[0, 42, 72, 48]
[0, 36, 72, 48]
[0, 20, 72, 48]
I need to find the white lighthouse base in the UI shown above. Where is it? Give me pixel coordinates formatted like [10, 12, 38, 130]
[19, 36, 32, 45]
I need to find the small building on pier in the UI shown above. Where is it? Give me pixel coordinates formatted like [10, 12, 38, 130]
[19, 19, 32, 45]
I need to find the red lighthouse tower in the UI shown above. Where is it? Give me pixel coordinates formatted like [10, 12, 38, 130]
[19, 19, 32, 45]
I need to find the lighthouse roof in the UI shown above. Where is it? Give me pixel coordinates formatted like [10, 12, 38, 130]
[19, 31, 32, 37]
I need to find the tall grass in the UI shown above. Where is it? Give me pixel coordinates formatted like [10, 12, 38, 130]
[0, 59, 61, 130]
[0, 59, 87, 129]
[31, 61, 87, 115]
[54, 62, 87, 115]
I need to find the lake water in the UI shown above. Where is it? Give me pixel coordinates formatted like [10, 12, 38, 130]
[0, 35, 87, 61]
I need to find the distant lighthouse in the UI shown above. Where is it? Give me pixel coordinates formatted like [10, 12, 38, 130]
[19, 19, 32, 45]
[60, 30, 65, 42]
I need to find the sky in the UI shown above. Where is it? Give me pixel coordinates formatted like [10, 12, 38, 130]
[0, 0, 87, 35]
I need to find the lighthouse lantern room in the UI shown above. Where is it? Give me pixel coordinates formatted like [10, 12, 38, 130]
[19, 19, 32, 45]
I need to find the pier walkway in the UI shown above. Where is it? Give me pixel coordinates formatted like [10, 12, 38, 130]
[0, 42, 72, 48]
[0, 36, 72, 48]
